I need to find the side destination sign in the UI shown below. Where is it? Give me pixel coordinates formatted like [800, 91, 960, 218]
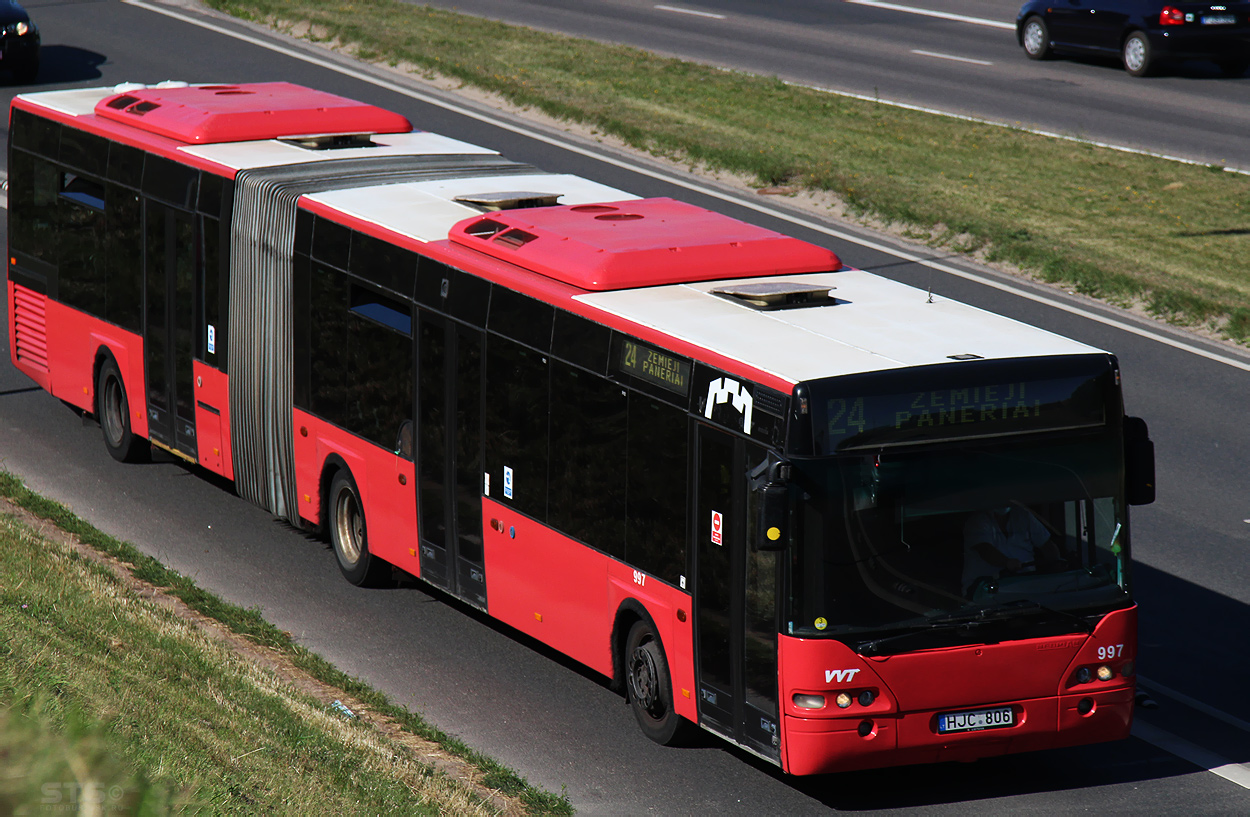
[617, 338, 691, 396]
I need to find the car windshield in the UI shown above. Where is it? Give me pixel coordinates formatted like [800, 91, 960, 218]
[786, 430, 1131, 653]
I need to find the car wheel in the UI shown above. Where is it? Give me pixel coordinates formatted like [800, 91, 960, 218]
[1122, 31, 1153, 77]
[328, 469, 392, 587]
[625, 620, 692, 745]
[97, 358, 149, 463]
[1022, 17, 1052, 60]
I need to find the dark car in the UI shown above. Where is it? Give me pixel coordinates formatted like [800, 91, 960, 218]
[0, 0, 39, 83]
[1017, 0, 1250, 76]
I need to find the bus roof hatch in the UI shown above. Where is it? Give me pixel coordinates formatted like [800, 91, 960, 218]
[93, 82, 413, 144]
[448, 197, 841, 291]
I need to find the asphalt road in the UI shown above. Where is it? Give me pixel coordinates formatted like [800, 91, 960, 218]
[410, 0, 1250, 171]
[1, 0, 1248, 813]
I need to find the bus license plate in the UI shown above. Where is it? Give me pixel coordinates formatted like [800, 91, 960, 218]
[1201, 14, 1235, 23]
[937, 706, 1014, 734]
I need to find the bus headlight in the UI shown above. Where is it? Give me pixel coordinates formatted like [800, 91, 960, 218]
[793, 693, 825, 710]
[835, 692, 853, 709]
[1097, 665, 1114, 682]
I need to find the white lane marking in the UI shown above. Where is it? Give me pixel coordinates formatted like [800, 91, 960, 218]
[1138, 675, 1250, 735]
[123, 0, 1250, 379]
[655, 4, 726, 19]
[1133, 721, 1250, 790]
[911, 49, 992, 66]
[847, 0, 1016, 30]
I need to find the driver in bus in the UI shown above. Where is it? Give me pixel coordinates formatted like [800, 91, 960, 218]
[962, 503, 1061, 596]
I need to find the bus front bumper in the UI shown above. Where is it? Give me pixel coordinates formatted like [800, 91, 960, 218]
[783, 686, 1134, 776]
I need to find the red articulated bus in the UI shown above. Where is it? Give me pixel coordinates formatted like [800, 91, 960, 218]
[7, 81, 1156, 774]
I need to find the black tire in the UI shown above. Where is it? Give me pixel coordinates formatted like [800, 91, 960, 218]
[625, 620, 690, 745]
[1021, 16, 1052, 61]
[1122, 31, 1154, 77]
[96, 358, 148, 463]
[328, 469, 391, 587]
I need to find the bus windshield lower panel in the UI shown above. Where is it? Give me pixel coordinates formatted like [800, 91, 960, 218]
[786, 431, 1130, 651]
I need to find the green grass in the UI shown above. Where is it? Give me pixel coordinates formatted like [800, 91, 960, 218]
[206, 0, 1250, 342]
[0, 472, 571, 815]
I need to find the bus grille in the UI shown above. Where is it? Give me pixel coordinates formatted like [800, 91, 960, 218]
[12, 285, 49, 372]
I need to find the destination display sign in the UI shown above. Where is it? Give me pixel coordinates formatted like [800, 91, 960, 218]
[810, 359, 1112, 453]
[616, 338, 691, 396]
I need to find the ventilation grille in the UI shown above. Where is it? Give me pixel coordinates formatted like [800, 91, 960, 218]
[711, 281, 836, 310]
[12, 285, 49, 372]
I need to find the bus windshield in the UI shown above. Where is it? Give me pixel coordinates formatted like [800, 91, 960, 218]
[786, 430, 1131, 652]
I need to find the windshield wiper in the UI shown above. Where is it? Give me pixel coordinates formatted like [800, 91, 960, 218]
[854, 600, 1094, 656]
[854, 620, 988, 656]
[928, 599, 1095, 634]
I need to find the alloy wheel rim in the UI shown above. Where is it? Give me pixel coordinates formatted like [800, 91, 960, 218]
[1125, 39, 1145, 71]
[1024, 23, 1043, 54]
[335, 489, 363, 564]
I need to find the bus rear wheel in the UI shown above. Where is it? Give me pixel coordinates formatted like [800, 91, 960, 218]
[625, 620, 689, 745]
[97, 359, 148, 463]
[328, 470, 391, 587]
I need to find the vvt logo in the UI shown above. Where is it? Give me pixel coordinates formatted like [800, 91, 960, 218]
[705, 377, 753, 434]
[825, 668, 861, 684]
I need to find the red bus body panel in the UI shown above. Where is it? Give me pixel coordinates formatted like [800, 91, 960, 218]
[192, 360, 232, 479]
[482, 497, 615, 677]
[8, 281, 51, 391]
[292, 408, 421, 578]
[27, 292, 150, 440]
[778, 606, 1137, 774]
[482, 497, 696, 712]
[605, 559, 698, 722]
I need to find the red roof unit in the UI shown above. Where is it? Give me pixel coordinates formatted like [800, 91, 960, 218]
[448, 198, 841, 290]
[93, 82, 413, 144]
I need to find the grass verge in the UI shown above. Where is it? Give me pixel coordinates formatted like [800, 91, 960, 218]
[203, 0, 1250, 343]
[0, 472, 570, 815]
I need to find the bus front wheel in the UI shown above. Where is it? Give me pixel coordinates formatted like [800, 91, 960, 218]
[328, 469, 391, 587]
[625, 620, 689, 745]
[97, 359, 148, 463]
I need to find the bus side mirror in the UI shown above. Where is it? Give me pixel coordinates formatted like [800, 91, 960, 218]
[757, 482, 789, 551]
[1124, 416, 1155, 506]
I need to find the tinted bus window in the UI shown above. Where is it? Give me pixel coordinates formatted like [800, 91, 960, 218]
[552, 310, 610, 374]
[488, 286, 553, 351]
[107, 142, 145, 188]
[308, 263, 350, 429]
[56, 175, 108, 318]
[346, 287, 413, 449]
[10, 108, 60, 156]
[292, 253, 312, 409]
[104, 185, 142, 333]
[485, 336, 549, 520]
[351, 231, 416, 297]
[201, 215, 224, 365]
[142, 154, 198, 209]
[627, 396, 688, 587]
[8, 152, 59, 266]
[312, 216, 351, 271]
[58, 128, 108, 177]
[549, 362, 626, 558]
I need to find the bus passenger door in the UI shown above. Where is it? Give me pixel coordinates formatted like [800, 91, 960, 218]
[416, 312, 487, 609]
[143, 201, 197, 460]
[694, 424, 781, 763]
